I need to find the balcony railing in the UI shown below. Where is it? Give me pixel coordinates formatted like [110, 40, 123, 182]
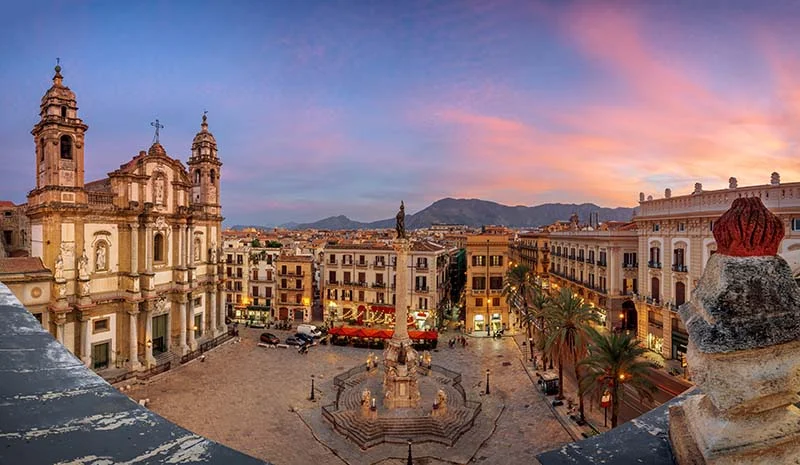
[415, 286, 430, 293]
[471, 289, 486, 295]
[577, 257, 585, 262]
[356, 262, 368, 268]
[280, 271, 305, 277]
[648, 261, 662, 269]
[328, 259, 338, 265]
[596, 260, 607, 267]
[568, 255, 576, 260]
[373, 262, 386, 269]
[416, 263, 429, 269]
[671, 264, 688, 272]
[587, 259, 595, 265]
[623, 262, 638, 269]
[372, 282, 386, 288]
[326, 280, 339, 285]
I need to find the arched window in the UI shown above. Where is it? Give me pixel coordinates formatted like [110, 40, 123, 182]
[154, 233, 164, 262]
[209, 169, 215, 185]
[61, 106, 67, 118]
[675, 282, 686, 306]
[39, 138, 45, 162]
[60, 135, 72, 159]
[194, 170, 201, 185]
[651, 277, 660, 302]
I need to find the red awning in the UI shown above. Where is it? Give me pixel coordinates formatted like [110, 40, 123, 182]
[371, 305, 395, 314]
[328, 326, 438, 341]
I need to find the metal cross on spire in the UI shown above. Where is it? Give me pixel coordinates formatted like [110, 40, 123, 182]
[150, 119, 164, 144]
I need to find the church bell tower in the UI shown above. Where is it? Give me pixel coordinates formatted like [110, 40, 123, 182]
[188, 113, 222, 215]
[29, 62, 89, 207]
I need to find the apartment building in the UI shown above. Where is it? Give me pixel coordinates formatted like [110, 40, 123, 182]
[634, 174, 800, 362]
[464, 228, 513, 335]
[510, 231, 550, 282]
[221, 238, 280, 323]
[547, 224, 639, 332]
[275, 254, 314, 322]
[320, 241, 453, 329]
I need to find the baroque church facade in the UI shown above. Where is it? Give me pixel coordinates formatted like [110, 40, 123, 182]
[24, 64, 225, 371]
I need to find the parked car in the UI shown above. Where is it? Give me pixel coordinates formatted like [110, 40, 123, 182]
[294, 333, 316, 346]
[285, 336, 304, 346]
[297, 324, 323, 338]
[249, 320, 267, 329]
[259, 332, 280, 345]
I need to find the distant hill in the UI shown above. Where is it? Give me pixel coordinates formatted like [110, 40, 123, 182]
[286, 198, 635, 230]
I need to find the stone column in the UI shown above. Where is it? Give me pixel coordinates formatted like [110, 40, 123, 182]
[128, 305, 141, 371]
[392, 239, 411, 343]
[187, 295, 197, 350]
[178, 297, 188, 355]
[130, 223, 139, 274]
[209, 289, 218, 336]
[55, 319, 65, 345]
[144, 309, 155, 367]
[80, 315, 91, 367]
[187, 226, 194, 268]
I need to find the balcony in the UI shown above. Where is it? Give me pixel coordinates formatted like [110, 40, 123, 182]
[416, 263, 429, 270]
[648, 261, 662, 269]
[328, 260, 338, 265]
[372, 282, 387, 288]
[568, 255, 576, 260]
[471, 289, 487, 295]
[373, 262, 386, 269]
[325, 280, 339, 286]
[415, 286, 430, 293]
[577, 257, 585, 262]
[596, 260, 607, 267]
[355, 262, 368, 268]
[587, 259, 595, 265]
[672, 264, 688, 273]
[489, 289, 502, 295]
[280, 271, 305, 277]
[623, 262, 638, 269]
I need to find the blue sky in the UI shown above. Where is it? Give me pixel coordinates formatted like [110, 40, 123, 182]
[2, 1, 800, 225]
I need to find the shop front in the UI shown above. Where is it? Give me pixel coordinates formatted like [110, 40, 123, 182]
[473, 314, 485, 333]
[490, 313, 502, 333]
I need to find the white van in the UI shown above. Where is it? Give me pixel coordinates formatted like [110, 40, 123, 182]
[297, 324, 323, 338]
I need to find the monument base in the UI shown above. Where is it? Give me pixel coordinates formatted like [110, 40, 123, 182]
[669, 395, 800, 465]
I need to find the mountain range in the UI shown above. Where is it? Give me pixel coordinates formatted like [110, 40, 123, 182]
[232, 198, 636, 231]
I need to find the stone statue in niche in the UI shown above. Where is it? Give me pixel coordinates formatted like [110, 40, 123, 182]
[78, 249, 89, 277]
[154, 176, 165, 204]
[194, 240, 201, 262]
[54, 252, 64, 280]
[95, 246, 106, 271]
[210, 241, 218, 263]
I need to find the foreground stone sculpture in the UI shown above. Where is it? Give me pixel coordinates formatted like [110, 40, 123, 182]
[669, 197, 800, 464]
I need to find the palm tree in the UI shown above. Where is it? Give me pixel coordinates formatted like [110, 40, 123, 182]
[545, 288, 600, 418]
[502, 264, 537, 360]
[578, 327, 658, 428]
[528, 287, 551, 370]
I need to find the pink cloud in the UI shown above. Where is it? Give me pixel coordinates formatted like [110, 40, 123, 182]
[412, 4, 800, 208]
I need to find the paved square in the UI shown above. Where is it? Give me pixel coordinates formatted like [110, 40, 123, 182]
[126, 328, 571, 465]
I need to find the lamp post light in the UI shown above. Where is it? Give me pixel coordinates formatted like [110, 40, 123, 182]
[619, 312, 625, 332]
[310, 374, 316, 401]
[601, 390, 611, 427]
[485, 368, 491, 395]
[407, 439, 413, 465]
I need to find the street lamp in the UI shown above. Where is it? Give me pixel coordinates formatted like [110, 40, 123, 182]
[486, 239, 491, 337]
[619, 312, 625, 332]
[407, 439, 413, 465]
[601, 390, 612, 427]
[310, 374, 316, 401]
[485, 368, 491, 395]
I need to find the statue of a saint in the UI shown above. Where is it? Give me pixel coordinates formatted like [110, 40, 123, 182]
[54, 253, 64, 280]
[395, 201, 406, 239]
[95, 246, 106, 271]
[210, 241, 218, 263]
[78, 249, 89, 277]
[154, 177, 165, 204]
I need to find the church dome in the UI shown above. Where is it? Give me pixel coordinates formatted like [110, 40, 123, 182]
[192, 113, 217, 146]
[148, 142, 167, 157]
[40, 65, 76, 113]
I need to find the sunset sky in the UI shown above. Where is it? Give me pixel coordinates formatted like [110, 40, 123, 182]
[2, 0, 800, 225]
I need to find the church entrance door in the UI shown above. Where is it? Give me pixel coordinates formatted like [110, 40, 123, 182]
[152, 314, 168, 355]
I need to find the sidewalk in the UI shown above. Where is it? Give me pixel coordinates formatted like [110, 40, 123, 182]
[510, 334, 608, 440]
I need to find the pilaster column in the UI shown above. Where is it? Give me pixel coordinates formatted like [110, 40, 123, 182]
[178, 297, 188, 355]
[128, 305, 141, 371]
[56, 320, 65, 345]
[145, 224, 153, 273]
[144, 308, 155, 367]
[81, 315, 92, 367]
[209, 289, 218, 336]
[177, 225, 184, 268]
[187, 294, 197, 350]
[186, 226, 194, 268]
[130, 223, 139, 274]
[217, 287, 227, 333]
